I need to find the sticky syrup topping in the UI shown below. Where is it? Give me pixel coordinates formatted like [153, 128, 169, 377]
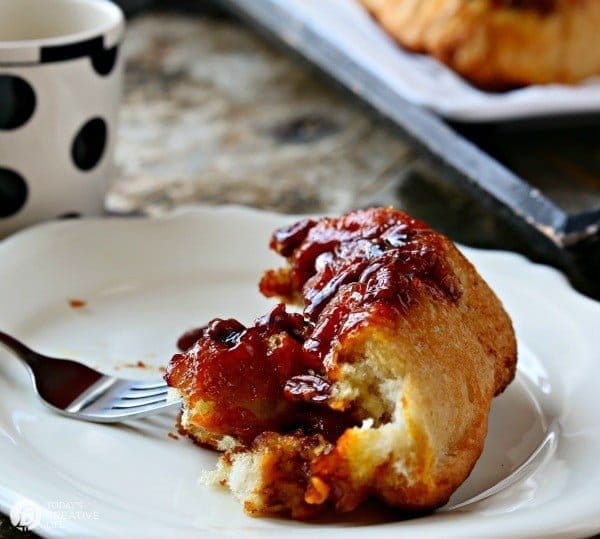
[166, 208, 462, 444]
[261, 207, 461, 358]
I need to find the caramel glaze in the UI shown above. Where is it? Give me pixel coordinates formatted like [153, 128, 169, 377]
[177, 326, 208, 352]
[167, 305, 355, 444]
[261, 207, 461, 359]
[166, 208, 461, 448]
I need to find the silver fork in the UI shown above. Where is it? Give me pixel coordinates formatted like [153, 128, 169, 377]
[0, 331, 181, 423]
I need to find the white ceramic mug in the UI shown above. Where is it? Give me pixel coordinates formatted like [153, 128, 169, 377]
[0, 0, 124, 236]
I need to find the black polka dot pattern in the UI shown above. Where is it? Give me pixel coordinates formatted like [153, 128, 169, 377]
[91, 46, 119, 76]
[0, 167, 28, 218]
[71, 118, 108, 171]
[57, 212, 82, 220]
[0, 75, 36, 130]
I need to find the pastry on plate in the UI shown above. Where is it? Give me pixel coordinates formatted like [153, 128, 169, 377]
[165, 207, 517, 519]
[358, 0, 600, 88]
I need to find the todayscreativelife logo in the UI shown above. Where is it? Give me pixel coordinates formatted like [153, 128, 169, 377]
[9, 498, 42, 532]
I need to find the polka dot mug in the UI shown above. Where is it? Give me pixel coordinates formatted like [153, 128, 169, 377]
[0, 0, 124, 236]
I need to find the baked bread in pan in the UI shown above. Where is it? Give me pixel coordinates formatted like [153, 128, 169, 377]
[359, 0, 600, 88]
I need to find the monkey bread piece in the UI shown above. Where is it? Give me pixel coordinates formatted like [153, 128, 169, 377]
[165, 207, 517, 519]
[358, 0, 600, 88]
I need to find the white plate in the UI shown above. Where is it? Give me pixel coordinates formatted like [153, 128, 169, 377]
[0, 205, 599, 538]
[259, 0, 600, 122]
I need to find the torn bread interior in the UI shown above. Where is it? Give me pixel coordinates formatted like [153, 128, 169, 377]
[165, 207, 517, 519]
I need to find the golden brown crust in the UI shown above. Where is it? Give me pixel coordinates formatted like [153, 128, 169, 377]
[359, 0, 600, 88]
[167, 208, 517, 518]
[297, 229, 516, 512]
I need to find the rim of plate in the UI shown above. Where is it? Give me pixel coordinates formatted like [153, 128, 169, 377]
[1, 204, 597, 311]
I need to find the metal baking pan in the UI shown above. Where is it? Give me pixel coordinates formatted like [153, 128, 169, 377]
[216, 0, 600, 297]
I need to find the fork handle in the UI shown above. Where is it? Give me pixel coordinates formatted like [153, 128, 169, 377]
[0, 331, 39, 368]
